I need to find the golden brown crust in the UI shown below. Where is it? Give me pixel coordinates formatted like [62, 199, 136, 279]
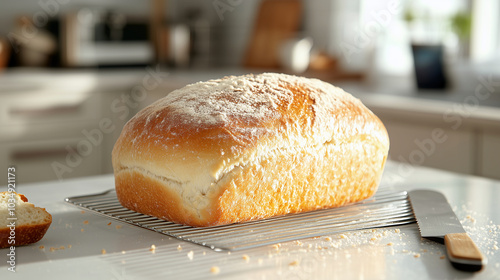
[215, 140, 386, 225]
[112, 73, 389, 227]
[0, 223, 51, 249]
[19, 194, 28, 203]
[115, 138, 386, 227]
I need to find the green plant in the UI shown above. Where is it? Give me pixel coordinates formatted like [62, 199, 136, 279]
[450, 12, 472, 40]
[404, 8, 415, 23]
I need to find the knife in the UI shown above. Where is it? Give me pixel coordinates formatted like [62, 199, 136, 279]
[408, 190, 486, 272]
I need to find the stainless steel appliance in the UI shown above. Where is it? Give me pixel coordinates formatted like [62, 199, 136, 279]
[62, 9, 153, 67]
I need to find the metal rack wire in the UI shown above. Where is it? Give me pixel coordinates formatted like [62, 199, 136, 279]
[65, 188, 415, 251]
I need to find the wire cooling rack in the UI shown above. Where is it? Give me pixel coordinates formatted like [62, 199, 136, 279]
[65, 188, 415, 251]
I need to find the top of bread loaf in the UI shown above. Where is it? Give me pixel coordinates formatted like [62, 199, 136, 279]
[112, 73, 389, 214]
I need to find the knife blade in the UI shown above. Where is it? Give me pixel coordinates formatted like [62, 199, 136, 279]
[408, 190, 486, 272]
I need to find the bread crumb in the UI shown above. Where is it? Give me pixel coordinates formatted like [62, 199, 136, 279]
[493, 245, 498, 250]
[414, 253, 421, 258]
[325, 237, 332, 241]
[150, 245, 156, 253]
[440, 255, 446, 259]
[177, 245, 182, 251]
[187, 250, 194, 260]
[394, 229, 401, 233]
[307, 244, 313, 249]
[289, 260, 299, 266]
[242, 254, 250, 262]
[387, 242, 394, 246]
[68, 245, 72, 249]
[81, 229, 84, 232]
[39, 245, 45, 250]
[83, 220, 89, 225]
[101, 249, 106, 255]
[210, 266, 220, 274]
[370, 237, 377, 241]
[340, 234, 347, 239]
[59, 246, 65, 250]
[81, 210, 85, 214]
[50, 247, 56, 252]
[107, 222, 112, 226]
[115, 225, 122, 229]
[294, 240, 303, 246]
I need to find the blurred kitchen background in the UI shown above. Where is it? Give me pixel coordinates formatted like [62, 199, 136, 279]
[0, 0, 499, 185]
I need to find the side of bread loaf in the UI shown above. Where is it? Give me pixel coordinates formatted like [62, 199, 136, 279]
[112, 73, 389, 227]
[0, 192, 52, 248]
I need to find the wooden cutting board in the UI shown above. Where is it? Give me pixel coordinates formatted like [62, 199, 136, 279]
[244, 0, 302, 69]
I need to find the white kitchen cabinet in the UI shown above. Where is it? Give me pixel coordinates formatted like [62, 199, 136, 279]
[0, 89, 102, 184]
[0, 70, 137, 184]
[0, 137, 102, 185]
[362, 93, 500, 180]
[479, 131, 500, 179]
[100, 89, 140, 175]
[382, 120, 475, 175]
[0, 92, 101, 142]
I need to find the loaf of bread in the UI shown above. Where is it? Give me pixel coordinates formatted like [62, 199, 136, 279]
[112, 73, 389, 227]
[0, 192, 52, 248]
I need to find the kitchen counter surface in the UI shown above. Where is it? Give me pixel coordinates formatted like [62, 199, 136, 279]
[339, 80, 500, 130]
[1, 161, 499, 279]
[2, 67, 499, 126]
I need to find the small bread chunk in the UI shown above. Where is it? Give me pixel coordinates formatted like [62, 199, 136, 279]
[0, 192, 52, 248]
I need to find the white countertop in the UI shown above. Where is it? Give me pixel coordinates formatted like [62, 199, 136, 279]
[2, 67, 499, 126]
[1, 161, 499, 279]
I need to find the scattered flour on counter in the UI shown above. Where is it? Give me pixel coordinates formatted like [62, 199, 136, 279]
[458, 204, 500, 259]
[101, 204, 498, 279]
[96, 207, 499, 280]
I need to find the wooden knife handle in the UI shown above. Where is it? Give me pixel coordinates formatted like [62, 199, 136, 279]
[444, 232, 486, 271]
